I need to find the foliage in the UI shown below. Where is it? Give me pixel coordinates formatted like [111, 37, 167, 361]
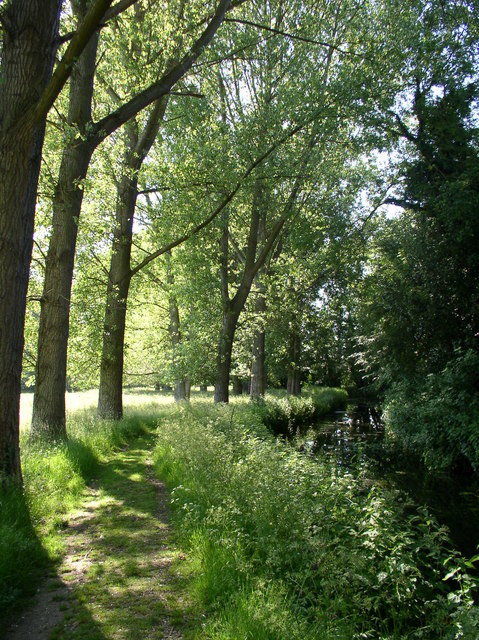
[254, 388, 347, 436]
[384, 350, 479, 473]
[154, 399, 479, 639]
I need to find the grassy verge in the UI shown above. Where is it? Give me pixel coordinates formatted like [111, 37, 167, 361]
[153, 396, 479, 640]
[0, 403, 160, 631]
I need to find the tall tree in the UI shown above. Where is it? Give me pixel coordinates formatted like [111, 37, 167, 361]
[31, 0, 234, 435]
[0, 0, 116, 481]
[210, 0, 343, 402]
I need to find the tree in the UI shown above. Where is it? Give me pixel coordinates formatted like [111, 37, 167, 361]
[0, 0, 116, 482]
[31, 0, 234, 435]
[357, 0, 479, 387]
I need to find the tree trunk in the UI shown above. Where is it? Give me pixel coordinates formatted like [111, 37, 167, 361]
[166, 251, 188, 403]
[214, 307, 241, 403]
[32, 141, 95, 435]
[287, 332, 301, 396]
[96, 183, 134, 419]
[250, 208, 267, 401]
[232, 376, 243, 395]
[169, 300, 187, 402]
[214, 180, 267, 404]
[250, 291, 266, 400]
[32, 9, 99, 437]
[0, 0, 62, 480]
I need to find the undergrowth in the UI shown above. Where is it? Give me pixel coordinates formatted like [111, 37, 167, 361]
[154, 398, 479, 640]
[384, 349, 479, 473]
[0, 409, 157, 630]
[255, 387, 347, 435]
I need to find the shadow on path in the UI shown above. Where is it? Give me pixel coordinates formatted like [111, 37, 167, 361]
[5, 434, 191, 640]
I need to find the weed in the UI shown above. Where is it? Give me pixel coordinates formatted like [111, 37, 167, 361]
[154, 398, 479, 639]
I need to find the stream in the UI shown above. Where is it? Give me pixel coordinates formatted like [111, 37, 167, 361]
[302, 403, 479, 558]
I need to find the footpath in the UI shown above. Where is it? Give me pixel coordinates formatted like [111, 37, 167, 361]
[6, 436, 190, 640]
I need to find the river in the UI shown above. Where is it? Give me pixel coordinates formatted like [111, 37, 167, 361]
[300, 403, 479, 559]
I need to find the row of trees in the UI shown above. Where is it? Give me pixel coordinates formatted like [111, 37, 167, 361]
[1, 0, 478, 483]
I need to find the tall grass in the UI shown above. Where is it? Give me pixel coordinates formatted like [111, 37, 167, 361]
[1, 394, 162, 630]
[153, 398, 479, 639]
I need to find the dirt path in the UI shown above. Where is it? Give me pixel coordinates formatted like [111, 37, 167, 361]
[6, 437, 191, 640]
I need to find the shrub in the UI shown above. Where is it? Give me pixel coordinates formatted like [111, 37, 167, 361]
[256, 387, 347, 436]
[384, 350, 479, 472]
[154, 401, 478, 639]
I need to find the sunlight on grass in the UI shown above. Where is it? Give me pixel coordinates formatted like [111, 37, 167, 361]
[20, 387, 177, 433]
[153, 399, 479, 640]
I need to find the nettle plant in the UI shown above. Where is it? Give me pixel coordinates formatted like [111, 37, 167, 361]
[154, 400, 479, 640]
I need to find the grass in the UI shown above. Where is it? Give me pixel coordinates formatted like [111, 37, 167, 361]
[4, 387, 479, 639]
[47, 435, 193, 639]
[1, 390, 167, 632]
[153, 396, 479, 640]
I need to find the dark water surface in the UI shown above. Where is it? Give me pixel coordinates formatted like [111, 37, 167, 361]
[305, 403, 479, 558]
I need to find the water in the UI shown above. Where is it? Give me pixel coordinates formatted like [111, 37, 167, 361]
[305, 403, 479, 558]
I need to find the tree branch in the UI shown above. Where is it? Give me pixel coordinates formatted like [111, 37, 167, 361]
[34, 0, 115, 123]
[88, 0, 232, 145]
[384, 197, 422, 211]
[129, 111, 317, 279]
[58, 0, 139, 44]
[224, 17, 365, 58]
[0, 6, 12, 36]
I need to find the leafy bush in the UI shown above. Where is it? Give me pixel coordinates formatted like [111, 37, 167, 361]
[384, 350, 479, 472]
[154, 401, 478, 639]
[256, 387, 347, 436]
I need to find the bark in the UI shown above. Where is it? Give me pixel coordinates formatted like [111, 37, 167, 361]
[97, 172, 136, 419]
[214, 307, 242, 403]
[250, 208, 267, 401]
[287, 331, 301, 396]
[32, 7, 99, 437]
[0, 0, 62, 481]
[232, 376, 243, 395]
[165, 251, 188, 403]
[169, 291, 187, 403]
[250, 290, 266, 399]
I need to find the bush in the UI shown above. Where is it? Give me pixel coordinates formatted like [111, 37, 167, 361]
[384, 350, 479, 472]
[256, 387, 347, 436]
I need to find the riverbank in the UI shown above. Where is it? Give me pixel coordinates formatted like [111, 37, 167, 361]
[2, 390, 478, 639]
[155, 397, 479, 639]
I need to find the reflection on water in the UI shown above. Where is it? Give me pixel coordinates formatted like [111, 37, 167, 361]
[305, 403, 479, 558]
[308, 404, 383, 461]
